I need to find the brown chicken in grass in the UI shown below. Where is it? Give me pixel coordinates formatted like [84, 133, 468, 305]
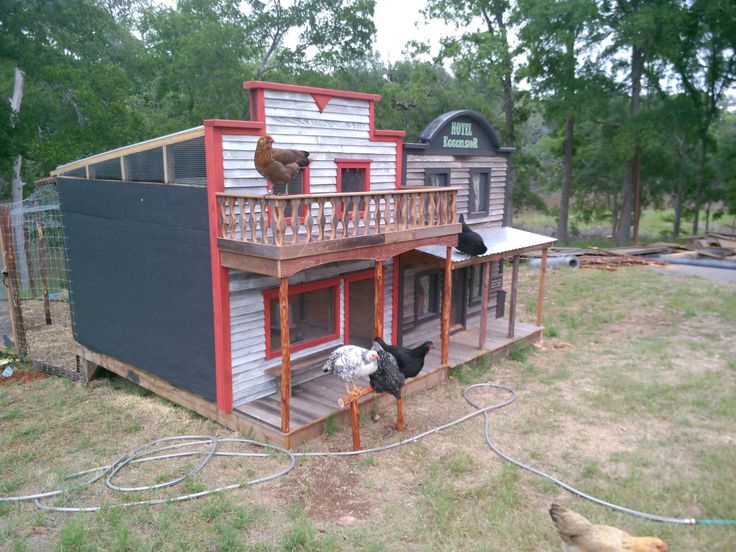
[254, 135, 310, 186]
[549, 503, 668, 552]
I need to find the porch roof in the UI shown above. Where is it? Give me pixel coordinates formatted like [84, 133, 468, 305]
[414, 226, 556, 268]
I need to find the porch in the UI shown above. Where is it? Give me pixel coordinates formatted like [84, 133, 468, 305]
[235, 315, 542, 447]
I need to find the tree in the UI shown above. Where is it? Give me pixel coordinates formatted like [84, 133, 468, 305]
[515, 0, 601, 244]
[423, 0, 517, 219]
[668, 0, 736, 235]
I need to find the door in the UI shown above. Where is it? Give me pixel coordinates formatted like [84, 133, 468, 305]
[346, 277, 375, 348]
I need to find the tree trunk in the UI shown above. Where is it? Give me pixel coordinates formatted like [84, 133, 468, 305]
[558, 117, 573, 245]
[692, 135, 706, 235]
[632, 145, 642, 244]
[617, 43, 642, 245]
[9, 67, 30, 290]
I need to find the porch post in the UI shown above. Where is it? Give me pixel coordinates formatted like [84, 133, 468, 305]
[507, 255, 520, 338]
[374, 260, 384, 339]
[441, 246, 452, 366]
[279, 276, 291, 433]
[478, 260, 492, 350]
[536, 247, 549, 327]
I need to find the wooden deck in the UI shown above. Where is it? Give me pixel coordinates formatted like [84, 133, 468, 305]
[236, 317, 542, 447]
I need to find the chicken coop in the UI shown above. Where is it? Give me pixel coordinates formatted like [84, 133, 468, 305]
[53, 81, 554, 448]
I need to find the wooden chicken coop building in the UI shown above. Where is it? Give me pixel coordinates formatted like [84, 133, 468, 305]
[53, 81, 553, 448]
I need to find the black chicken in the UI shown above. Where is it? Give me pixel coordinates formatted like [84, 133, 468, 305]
[457, 214, 487, 256]
[373, 337, 434, 379]
[369, 341, 405, 399]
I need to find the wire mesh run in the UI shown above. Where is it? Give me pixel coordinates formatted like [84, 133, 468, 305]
[0, 181, 78, 378]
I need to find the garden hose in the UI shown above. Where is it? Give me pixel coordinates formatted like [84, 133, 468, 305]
[1, 383, 734, 526]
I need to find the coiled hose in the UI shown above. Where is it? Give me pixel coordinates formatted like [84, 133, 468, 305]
[1, 383, 734, 525]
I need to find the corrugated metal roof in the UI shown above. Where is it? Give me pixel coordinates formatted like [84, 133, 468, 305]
[417, 226, 556, 262]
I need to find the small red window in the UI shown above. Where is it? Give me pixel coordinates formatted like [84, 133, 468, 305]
[335, 159, 370, 217]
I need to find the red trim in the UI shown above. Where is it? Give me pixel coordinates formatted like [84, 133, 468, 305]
[204, 119, 264, 132]
[368, 102, 405, 188]
[311, 93, 333, 113]
[263, 277, 341, 360]
[244, 80, 382, 102]
[204, 120, 264, 413]
[247, 89, 267, 124]
[392, 257, 400, 343]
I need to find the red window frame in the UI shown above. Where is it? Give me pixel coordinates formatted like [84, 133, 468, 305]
[335, 159, 371, 218]
[262, 277, 340, 360]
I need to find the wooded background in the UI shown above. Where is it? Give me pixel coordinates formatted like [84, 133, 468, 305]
[1, 0, 735, 245]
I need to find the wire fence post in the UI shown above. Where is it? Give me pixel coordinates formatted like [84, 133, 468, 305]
[0, 203, 27, 355]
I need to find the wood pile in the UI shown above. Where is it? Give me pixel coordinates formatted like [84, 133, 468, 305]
[526, 232, 736, 271]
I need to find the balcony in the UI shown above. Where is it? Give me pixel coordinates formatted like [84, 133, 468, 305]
[216, 187, 461, 277]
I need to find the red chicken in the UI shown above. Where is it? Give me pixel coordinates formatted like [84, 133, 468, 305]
[254, 135, 310, 186]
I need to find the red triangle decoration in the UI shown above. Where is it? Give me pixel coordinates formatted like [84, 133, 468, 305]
[311, 94, 332, 113]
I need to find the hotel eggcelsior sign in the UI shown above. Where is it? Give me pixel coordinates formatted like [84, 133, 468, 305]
[442, 121, 479, 149]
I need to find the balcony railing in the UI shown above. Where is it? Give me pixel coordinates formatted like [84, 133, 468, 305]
[216, 188, 458, 246]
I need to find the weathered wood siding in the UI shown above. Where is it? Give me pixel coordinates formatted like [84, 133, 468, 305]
[222, 90, 398, 195]
[231, 260, 394, 406]
[405, 154, 507, 224]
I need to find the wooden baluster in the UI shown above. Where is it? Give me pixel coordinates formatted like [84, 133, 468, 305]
[260, 199, 269, 244]
[341, 200, 349, 239]
[428, 191, 436, 226]
[290, 198, 299, 244]
[218, 198, 227, 238]
[374, 195, 381, 234]
[351, 197, 359, 237]
[330, 200, 337, 240]
[239, 197, 246, 240]
[304, 199, 313, 243]
[402, 194, 409, 230]
[228, 197, 235, 239]
[248, 198, 257, 243]
[439, 192, 447, 225]
[410, 194, 417, 229]
[276, 200, 286, 246]
[450, 191, 457, 223]
[317, 199, 325, 242]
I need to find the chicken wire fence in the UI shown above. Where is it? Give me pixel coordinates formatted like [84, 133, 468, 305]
[0, 181, 79, 379]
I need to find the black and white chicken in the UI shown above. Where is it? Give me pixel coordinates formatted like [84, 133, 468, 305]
[369, 341, 405, 399]
[322, 345, 379, 394]
[457, 214, 487, 256]
[373, 337, 434, 379]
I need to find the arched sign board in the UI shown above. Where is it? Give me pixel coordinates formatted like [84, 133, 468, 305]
[408, 110, 508, 157]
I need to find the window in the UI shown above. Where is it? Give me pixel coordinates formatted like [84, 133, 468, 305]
[263, 279, 339, 359]
[469, 169, 490, 217]
[468, 264, 486, 306]
[415, 270, 441, 323]
[425, 169, 451, 187]
[336, 160, 370, 216]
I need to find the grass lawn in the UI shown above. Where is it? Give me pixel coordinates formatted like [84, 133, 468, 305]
[1, 265, 735, 551]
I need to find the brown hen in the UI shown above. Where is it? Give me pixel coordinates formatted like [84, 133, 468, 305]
[549, 503, 668, 552]
[254, 135, 310, 186]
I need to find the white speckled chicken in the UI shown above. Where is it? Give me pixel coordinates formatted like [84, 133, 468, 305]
[322, 345, 379, 394]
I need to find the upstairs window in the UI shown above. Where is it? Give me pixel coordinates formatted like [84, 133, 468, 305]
[272, 168, 310, 219]
[425, 168, 451, 187]
[336, 159, 370, 216]
[469, 169, 490, 217]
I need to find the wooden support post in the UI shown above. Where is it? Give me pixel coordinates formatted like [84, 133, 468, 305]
[478, 261, 492, 350]
[536, 247, 548, 327]
[350, 401, 361, 450]
[0, 205, 26, 354]
[279, 277, 291, 433]
[396, 391, 405, 432]
[374, 260, 384, 339]
[441, 246, 452, 366]
[507, 255, 520, 339]
[35, 213, 51, 325]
